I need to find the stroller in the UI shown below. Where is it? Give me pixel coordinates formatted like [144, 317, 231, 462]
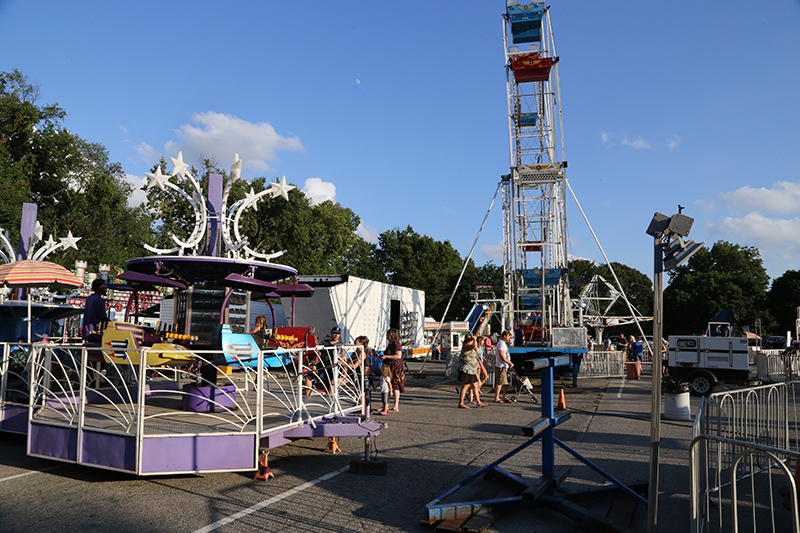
[509, 369, 539, 404]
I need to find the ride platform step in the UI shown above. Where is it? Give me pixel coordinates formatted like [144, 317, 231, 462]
[431, 513, 495, 533]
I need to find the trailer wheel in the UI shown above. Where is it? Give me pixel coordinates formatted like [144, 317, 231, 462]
[687, 370, 716, 396]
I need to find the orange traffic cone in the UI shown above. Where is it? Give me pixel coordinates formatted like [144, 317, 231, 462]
[254, 449, 274, 481]
[557, 388, 568, 410]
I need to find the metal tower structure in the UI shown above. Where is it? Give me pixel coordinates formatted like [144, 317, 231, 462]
[502, 2, 571, 336]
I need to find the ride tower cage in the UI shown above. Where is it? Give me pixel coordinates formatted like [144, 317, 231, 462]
[502, 2, 571, 339]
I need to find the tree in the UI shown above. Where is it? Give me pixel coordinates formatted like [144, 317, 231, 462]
[595, 262, 653, 318]
[765, 270, 800, 336]
[0, 69, 151, 269]
[373, 226, 465, 319]
[663, 241, 769, 336]
[243, 178, 377, 276]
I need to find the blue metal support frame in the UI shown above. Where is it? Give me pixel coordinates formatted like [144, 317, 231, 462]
[425, 350, 646, 530]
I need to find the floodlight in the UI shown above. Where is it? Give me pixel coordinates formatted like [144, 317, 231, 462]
[667, 213, 694, 237]
[663, 238, 704, 271]
[646, 212, 670, 237]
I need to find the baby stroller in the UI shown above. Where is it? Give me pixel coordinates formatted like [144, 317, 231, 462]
[509, 369, 539, 404]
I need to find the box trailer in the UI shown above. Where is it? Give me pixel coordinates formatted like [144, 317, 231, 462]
[667, 327, 751, 395]
[286, 275, 426, 357]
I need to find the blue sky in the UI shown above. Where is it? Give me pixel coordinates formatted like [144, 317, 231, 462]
[2, 1, 800, 282]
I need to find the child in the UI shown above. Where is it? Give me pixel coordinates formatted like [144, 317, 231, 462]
[378, 364, 393, 415]
[469, 336, 490, 404]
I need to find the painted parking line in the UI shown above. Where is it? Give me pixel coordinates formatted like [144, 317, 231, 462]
[617, 377, 626, 398]
[0, 465, 63, 483]
[193, 465, 349, 533]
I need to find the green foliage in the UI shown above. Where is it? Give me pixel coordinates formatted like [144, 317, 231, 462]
[0, 69, 151, 270]
[239, 178, 373, 276]
[596, 262, 653, 317]
[568, 259, 653, 319]
[664, 241, 769, 335]
[765, 270, 800, 335]
[374, 226, 465, 319]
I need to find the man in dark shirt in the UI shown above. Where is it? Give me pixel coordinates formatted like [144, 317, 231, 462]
[82, 278, 108, 341]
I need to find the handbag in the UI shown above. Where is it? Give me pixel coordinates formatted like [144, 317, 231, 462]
[393, 367, 406, 385]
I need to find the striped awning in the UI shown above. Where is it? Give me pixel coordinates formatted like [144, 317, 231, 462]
[0, 259, 84, 288]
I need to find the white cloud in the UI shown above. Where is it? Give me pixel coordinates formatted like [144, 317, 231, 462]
[480, 242, 503, 260]
[620, 135, 652, 149]
[302, 177, 336, 205]
[715, 212, 800, 248]
[601, 131, 652, 149]
[706, 211, 800, 277]
[134, 142, 162, 166]
[667, 135, 681, 149]
[568, 253, 595, 264]
[719, 182, 800, 216]
[123, 173, 149, 208]
[358, 222, 378, 243]
[164, 112, 304, 175]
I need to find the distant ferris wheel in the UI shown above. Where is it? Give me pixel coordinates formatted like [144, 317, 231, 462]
[501, 1, 571, 333]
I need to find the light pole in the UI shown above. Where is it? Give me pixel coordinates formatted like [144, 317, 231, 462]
[645, 211, 704, 533]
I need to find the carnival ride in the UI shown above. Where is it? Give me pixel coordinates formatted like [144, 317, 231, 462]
[426, 4, 645, 530]
[0, 153, 382, 476]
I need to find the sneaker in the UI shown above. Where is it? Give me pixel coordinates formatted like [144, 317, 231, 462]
[378, 411, 388, 415]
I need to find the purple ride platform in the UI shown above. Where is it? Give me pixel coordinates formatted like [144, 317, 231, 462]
[21, 343, 381, 475]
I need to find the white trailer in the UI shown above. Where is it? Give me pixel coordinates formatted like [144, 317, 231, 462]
[667, 331, 751, 396]
[286, 275, 426, 357]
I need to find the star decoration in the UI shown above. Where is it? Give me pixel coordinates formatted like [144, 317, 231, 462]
[59, 230, 81, 250]
[169, 151, 190, 179]
[267, 176, 295, 201]
[42, 234, 57, 251]
[146, 165, 172, 191]
[244, 187, 260, 211]
[230, 154, 242, 182]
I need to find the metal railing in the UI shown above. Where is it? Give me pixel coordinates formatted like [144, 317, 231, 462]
[756, 350, 800, 384]
[20, 341, 367, 474]
[579, 349, 652, 378]
[0, 342, 33, 434]
[691, 382, 800, 532]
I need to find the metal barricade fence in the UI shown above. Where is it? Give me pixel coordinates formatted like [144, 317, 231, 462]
[580, 350, 625, 378]
[690, 435, 800, 533]
[756, 350, 800, 384]
[580, 350, 653, 378]
[691, 382, 800, 532]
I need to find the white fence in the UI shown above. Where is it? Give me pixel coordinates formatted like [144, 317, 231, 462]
[757, 349, 800, 384]
[580, 349, 652, 378]
[691, 382, 800, 532]
[2, 340, 372, 474]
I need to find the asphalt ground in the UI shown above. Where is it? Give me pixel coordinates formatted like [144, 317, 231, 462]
[0, 361, 702, 533]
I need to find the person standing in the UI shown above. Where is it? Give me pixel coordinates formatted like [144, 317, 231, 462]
[494, 330, 514, 403]
[319, 326, 346, 390]
[616, 334, 628, 355]
[468, 336, 489, 404]
[377, 364, 393, 415]
[457, 335, 486, 408]
[627, 335, 643, 380]
[603, 337, 612, 351]
[82, 278, 108, 342]
[383, 328, 404, 412]
[513, 322, 525, 347]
